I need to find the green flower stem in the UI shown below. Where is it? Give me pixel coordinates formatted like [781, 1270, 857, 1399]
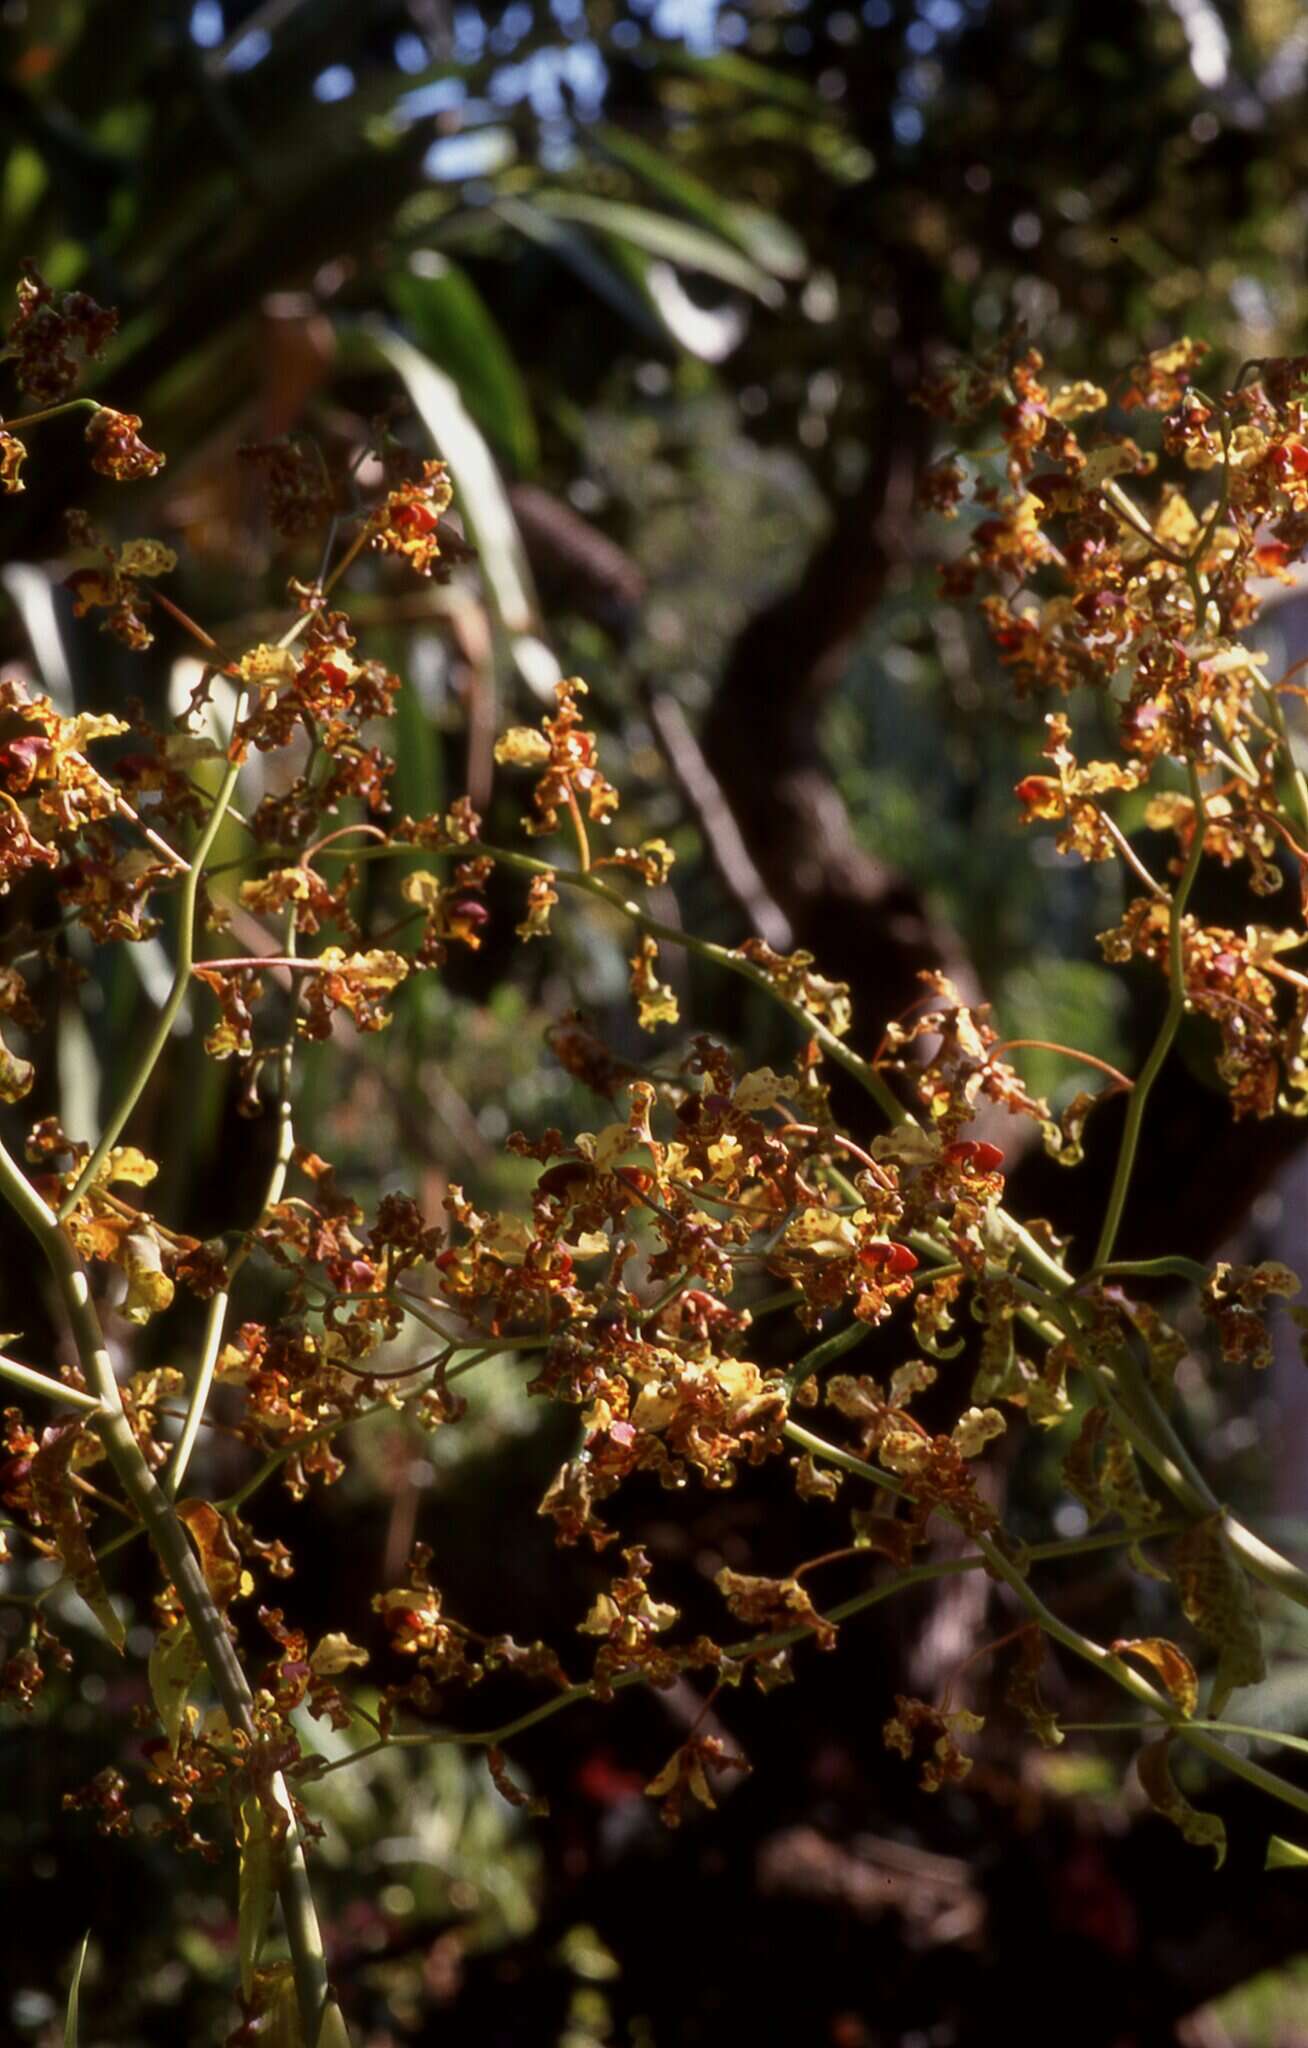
[785, 1420, 903, 1501]
[427, 834, 1308, 1617]
[57, 536, 339, 1227]
[790, 1418, 1308, 1823]
[460, 841, 910, 1129]
[166, 912, 300, 1497]
[1077, 1257, 1212, 1288]
[0, 1351, 104, 1413]
[57, 684, 254, 1222]
[1264, 683, 1308, 845]
[1093, 761, 1207, 1272]
[784, 1319, 873, 1395]
[304, 1519, 1196, 1784]
[3, 396, 101, 434]
[148, 825, 1308, 1625]
[0, 1135, 332, 2045]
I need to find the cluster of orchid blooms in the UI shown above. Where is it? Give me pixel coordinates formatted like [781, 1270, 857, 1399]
[6, 264, 1308, 2033]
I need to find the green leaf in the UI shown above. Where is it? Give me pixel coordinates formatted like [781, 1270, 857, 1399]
[491, 195, 669, 344]
[237, 1793, 276, 2001]
[148, 1619, 204, 1755]
[385, 255, 539, 475]
[356, 319, 558, 702]
[721, 201, 807, 283]
[243, 1962, 301, 2045]
[593, 121, 807, 272]
[1136, 1737, 1226, 1866]
[63, 1931, 90, 2048]
[388, 650, 444, 881]
[533, 192, 778, 302]
[1267, 1835, 1308, 1870]
[1172, 1517, 1266, 1717]
[317, 2001, 354, 2047]
[646, 47, 822, 114]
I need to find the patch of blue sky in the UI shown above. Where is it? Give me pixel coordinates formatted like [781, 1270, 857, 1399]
[313, 64, 355, 104]
[396, 75, 469, 123]
[490, 41, 608, 122]
[189, 0, 223, 50]
[394, 32, 428, 75]
[222, 27, 271, 71]
[423, 128, 517, 182]
[649, 0, 722, 52]
[453, 7, 488, 61]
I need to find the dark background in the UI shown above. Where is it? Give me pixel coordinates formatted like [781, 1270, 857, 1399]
[4, 2, 1308, 2042]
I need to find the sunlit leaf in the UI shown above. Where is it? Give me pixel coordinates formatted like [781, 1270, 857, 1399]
[646, 47, 821, 114]
[1172, 1517, 1265, 1716]
[1267, 1835, 1308, 1870]
[237, 1792, 276, 2001]
[1110, 1637, 1199, 1719]
[148, 1619, 204, 1755]
[176, 1499, 248, 1612]
[317, 2001, 353, 2047]
[63, 1930, 90, 2048]
[244, 1962, 302, 2046]
[593, 119, 809, 267]
[492, 193, 668, 344]
[386, 254, 539, 473]
[357, 320, 560, 702]
[533, 192, 778, 303]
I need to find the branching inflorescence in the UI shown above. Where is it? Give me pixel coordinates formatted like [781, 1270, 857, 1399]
[5, 273, 1308, 2037]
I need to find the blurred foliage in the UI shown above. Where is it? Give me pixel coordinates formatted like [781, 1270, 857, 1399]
[6, 1, 1308, 2044]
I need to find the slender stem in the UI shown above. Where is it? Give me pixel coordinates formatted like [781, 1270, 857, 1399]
[468, 841, 910, 1128]
[986, 1040, 1133, 1091]
[193, 957, 330, 975]
[564, 783, 591, 873]
[1077, 1256, 1210, 1288]
[1092, 763, 1207, 1270]
[112, 795, 189, 875]
[0, 1352, 104, 1414]
[784, 1321, 873, 1395]
[152, 590, 224, 656]
[168, 913, 299, 1496]
[57, 684, 254, 1220]
[0, 1136, 331, 2041]
[56, 519, 354, 1223]
[1265, 685, 1308, 845]
[785, 1420, 903, 1501]
[790, 1418, 1308, 1822]
[318, 827, 1308, 1617]
[1100, 479, 1190, 564]
[1091, 805, 1166, 897]
[3, 396, 101, 433]
[304, 1521, 1193, 1782]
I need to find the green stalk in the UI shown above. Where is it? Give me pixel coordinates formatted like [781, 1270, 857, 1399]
[57, 685, 253, 1222]
[167, 911, 299, 1496]
[791, 1419, 1308, 1823]
[374, 832, 1308, 1617]
[0, 1352, 104, 1413]
[1264, 684, 1308, 845]
[1093, 761, 1207, 1271]
[4, 396, 101, 434]
[0, 1137, 332, 2043]
[305, 1519, 1193, 1782]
